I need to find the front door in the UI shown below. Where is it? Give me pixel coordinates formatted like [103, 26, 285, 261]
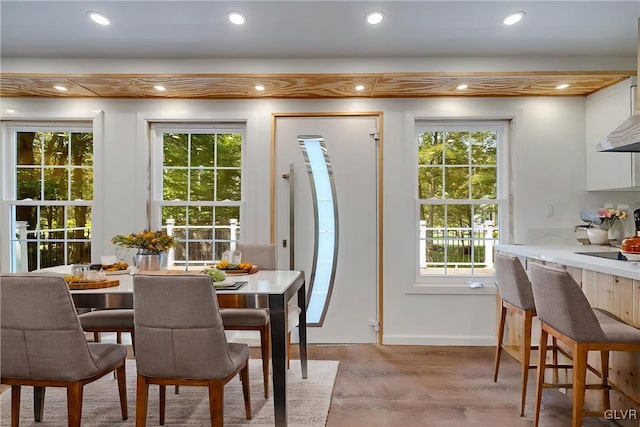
[274, 114, 380, 343]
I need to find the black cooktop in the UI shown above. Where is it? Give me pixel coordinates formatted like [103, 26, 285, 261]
[574, 251, 627, 261]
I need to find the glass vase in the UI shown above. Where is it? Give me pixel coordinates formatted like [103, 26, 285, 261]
[133, 250, 164, 271]
[607, 222, 623, 246]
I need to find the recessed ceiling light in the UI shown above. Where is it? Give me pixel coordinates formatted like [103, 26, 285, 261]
[456, 84, 469, 90]
[154, 85, 166, 91]
[255, 85, 265, 91]
[53, 85, 68, 91]
[556, 83, 570, 90]
[228, 11, 247, 25]
[355, 85, 365, 91]
[86, 11, 110, 26]
[366, 11, 384, 25]
[5, 109, 16, 113]
[503, 11, 525, 26]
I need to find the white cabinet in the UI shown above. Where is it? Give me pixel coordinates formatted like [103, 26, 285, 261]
[585, 77, 638, 191]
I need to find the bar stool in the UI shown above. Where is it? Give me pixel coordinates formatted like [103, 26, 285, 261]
[529, 262, 640, 427]
[494, 253, 562, 416]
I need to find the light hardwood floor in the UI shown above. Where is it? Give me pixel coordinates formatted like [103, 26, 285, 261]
[294, 344, 634, 427]
[2, 340, 635, 426]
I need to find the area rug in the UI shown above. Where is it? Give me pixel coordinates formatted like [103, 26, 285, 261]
[0, 359, 338, 426]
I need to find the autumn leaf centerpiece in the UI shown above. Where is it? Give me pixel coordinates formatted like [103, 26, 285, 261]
[111, 230, 174, 254]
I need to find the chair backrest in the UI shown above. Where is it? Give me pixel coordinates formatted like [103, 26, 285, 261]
[133, 273, 237, 379]
[0, 273, 104, 380]
[528, 262, 606, 343]
[494, 253, 536, 311]
[236, 243, 276, 270]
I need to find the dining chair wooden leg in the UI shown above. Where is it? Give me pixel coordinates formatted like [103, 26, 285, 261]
[116, 363, 128, 420]
[287, 331, 292, 369]
[240, 363, 252, 419]
[66, 381, 83, 427]
[260, 324, 270, 398]
[572, 343, 588, 427]
[208, 381, 224, 427]
[93, 332, 100, 342]
[600, 350, 611, 412]
[33, 386, 45, 421]
[11, 385, 21, 427]
[520, 310, 534, 417]
[159, 384, 166, 425]
[534, 329, 548, 427]
[135, 375, 149, 427]
[493, 305, 507, 383]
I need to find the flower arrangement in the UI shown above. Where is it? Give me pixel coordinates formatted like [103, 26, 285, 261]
[597, 208, 627, 230]
[111, 230, 174, 254]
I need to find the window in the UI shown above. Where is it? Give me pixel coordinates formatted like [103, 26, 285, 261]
[5, 124, 94, 272]
[416, 121, 509, 279]
[150, 124, 244, 268]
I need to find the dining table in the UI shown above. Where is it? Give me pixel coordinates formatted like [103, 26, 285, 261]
[39, 266, 308, 427]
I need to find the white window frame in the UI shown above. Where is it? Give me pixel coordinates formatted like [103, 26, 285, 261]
[1, 120, 98, 272]
[149, 122, 246, 269]
[414, 120, 510, 285]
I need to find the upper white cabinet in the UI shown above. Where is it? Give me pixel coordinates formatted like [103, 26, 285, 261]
[585, 77, 638, 191]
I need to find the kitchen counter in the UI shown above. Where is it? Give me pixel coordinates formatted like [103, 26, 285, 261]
[495, 244, 640, 280]
[497, 243, 640, 415]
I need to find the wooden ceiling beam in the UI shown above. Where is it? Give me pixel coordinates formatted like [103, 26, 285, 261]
[0, 71, 633, 99]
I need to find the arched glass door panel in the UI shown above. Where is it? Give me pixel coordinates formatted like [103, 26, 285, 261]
[299, 135, 338, 325]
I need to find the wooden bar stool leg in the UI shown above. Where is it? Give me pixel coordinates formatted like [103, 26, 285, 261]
[552, 336, 559, 384]
[572, 343, 588, 427]
[534, 329, 548, 427]
[493, 305, 507, 382]
[600, 350, 611, 411]
[521, 310, 533, 417]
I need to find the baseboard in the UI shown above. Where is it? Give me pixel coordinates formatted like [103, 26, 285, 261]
[382, 334, 496, 346]
[228, 330, 496, 347]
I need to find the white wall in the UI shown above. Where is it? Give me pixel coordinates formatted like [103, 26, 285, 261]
[2, 95, 637, 345]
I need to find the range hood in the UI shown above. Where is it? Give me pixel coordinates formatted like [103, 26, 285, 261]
[598, 18, 640, 153]
[597, 111, 640, 152]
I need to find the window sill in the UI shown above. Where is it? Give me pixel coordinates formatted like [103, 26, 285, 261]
[407, 282, 497, 295]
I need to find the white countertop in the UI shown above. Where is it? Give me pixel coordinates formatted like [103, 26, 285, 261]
[495, 244, 640, 280]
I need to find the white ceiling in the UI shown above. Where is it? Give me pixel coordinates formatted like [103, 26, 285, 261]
[1, 0, 639, 60]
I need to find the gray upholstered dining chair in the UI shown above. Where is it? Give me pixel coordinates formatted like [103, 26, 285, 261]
[0, 273, 128, 427]
[219, 243, 302, 398]
[78, 308, 135, 350]
[493, 253, 562, 417]
[133, 273, 251, 427]
[529, 262, 640, 427]
[220, 243, 273, 398]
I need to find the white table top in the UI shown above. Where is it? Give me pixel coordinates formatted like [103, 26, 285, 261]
[496, 244, 640, 280]
[38, 266, 302, 296]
